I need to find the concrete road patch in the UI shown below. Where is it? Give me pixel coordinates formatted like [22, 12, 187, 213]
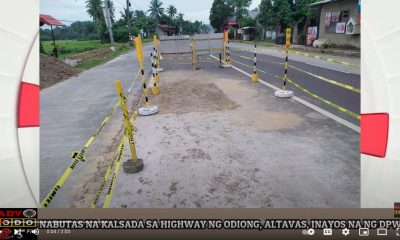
[109, 61, 359, 208]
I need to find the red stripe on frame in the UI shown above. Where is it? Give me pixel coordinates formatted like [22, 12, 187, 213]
[18, 82, 40, 127]
[360, 113, 389, 158]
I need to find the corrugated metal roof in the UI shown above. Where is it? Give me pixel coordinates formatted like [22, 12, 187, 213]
[40, 14, 64, 26]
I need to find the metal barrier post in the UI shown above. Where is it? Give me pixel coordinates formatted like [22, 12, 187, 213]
[274, 28, 293, 98]
[150, 52, 160, 95]
[251, 43, 259, 82]
[114, 80, 144, 174]
[222, 32, 231, 68]
[192, 38, 195, 70]
[153, 35, 163, 72]
[153, 47, 161, 83]
[134, 36, 159, 115]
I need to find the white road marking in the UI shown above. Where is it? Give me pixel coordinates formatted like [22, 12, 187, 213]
[210, 55, 360, 133]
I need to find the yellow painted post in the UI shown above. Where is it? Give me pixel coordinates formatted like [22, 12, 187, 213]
[153, 35, 161, 70]
[134, 37, 149, 108]
[150, 52, 160, 95]
[115, 80, 138, 163]
[153, 47, 160, 82]
[251, 43, 259, 82]
[283, 28, 291, 91]
[192, 38, 195, 70]
[138, 35, 144, 62]
[223, 32, 228, 63]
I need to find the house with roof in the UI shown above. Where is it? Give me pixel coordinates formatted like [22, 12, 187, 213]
[310, 0, 360, 48]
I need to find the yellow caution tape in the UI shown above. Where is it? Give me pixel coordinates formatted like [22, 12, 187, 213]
[231, 47, 359, 68]
[288, 65, 360, 93]
[162, 57, 214, 60]
[230, 58, 360, 120]
[92, 95, 142, 208]
[70, 69, 141, 162]
[288, 50, 359, 68]
[103, 135, 126, 208]
[230, 53, 360, 93]
[285, 77, 360, 120]
[89, 132, 125, 208]
[41, 69, 143, 208]
[40, 158, 80, 208]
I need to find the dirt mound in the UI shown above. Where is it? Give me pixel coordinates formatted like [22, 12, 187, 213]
[40, 53, 81, 89]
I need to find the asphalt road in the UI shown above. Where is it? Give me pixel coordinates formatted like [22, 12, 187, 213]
[225, 44, 360, 125]
[40, 44, 153, 207]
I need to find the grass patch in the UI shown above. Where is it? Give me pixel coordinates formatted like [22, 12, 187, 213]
[42, 40, 112, 60]
[42, 38, 152, 70]
[75, 45, 131, 69]
[42, 39, 151, 60]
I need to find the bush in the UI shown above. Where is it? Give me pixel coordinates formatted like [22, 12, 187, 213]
[113, 27, 139, 43]
[275, 33, 286, 45]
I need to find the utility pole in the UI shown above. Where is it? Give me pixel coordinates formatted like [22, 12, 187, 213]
[126, 0, 132, 42]
[103, 0, 115, 50]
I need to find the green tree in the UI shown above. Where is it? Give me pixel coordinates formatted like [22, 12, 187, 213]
[291, 0, 318, 30]
[105, 0, 115, 23]
[85, 0, 107, 42]
[271, 0, 293, 32]
[166, 5, 177, 19]
[257, 0, 273, 28]
[148, 0, 165, 24]
[228, 0, 252, 20]
[239, 16, 255, 27]
[209, 0, 232, 32]
[120, 7, 134, 26]
[134, 10, 146, 19]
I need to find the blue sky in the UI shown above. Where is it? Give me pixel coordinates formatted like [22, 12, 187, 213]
[40, 0, 261, 25]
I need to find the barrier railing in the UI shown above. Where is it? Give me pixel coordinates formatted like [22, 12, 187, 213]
[40, 36, 154, 208]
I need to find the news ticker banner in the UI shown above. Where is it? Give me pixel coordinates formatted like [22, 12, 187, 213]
[2, 208, 400, 239]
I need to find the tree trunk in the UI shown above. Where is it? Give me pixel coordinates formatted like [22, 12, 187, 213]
[292, 21, 300, 44]
[261, 25, 266, 40]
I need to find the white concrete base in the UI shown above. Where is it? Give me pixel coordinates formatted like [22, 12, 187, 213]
[138, 106, 159, 116]
[156, 68, 164, 72]
[222, 64, 232, 68]
[274, 89, 293, 98]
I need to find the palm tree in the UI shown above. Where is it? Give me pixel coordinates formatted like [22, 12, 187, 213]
[166, 5, 177, 19]
[148, 0, 164, 23]
[85, 0, 107, 41]
[120, 7, 133, 25]
[177, 13, 184, 21]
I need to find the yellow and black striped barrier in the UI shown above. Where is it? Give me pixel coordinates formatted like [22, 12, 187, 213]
[274, 28, 293, 98]
[192, 39, 196, 70]
[229, 57, 360, 120]
[229, 51, 359, 93]
[41, 67, 143, 208]
[251, 44, 258, 82]
[150, 52, 160, 95]
[135, 36, 150, 108]
[230, 47, 359, 68]
[115, 79, 144, 174]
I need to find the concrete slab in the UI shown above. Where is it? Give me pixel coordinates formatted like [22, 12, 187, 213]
[110, 61, 360, 208]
